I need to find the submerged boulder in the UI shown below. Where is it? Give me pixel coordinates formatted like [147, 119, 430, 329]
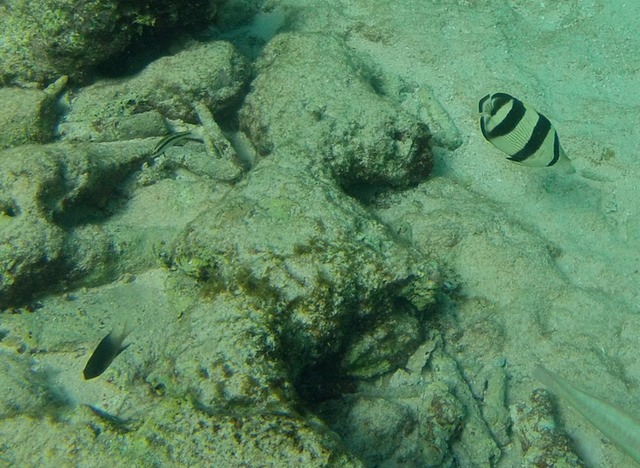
[240, 32, 433, 191]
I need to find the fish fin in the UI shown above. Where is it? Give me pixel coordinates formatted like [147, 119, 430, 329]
[554, 148, 576, 174]
[114, 321, 134, 352]
[116, 342, 131, 357]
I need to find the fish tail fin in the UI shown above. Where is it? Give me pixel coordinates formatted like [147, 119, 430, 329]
[555, 150, 576, 174]
[115, 320, 134, 353]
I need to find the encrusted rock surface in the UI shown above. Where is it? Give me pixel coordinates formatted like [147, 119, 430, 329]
[0, 76, 67, 149]
[0, 0, 222, 85]
[60, 41, 250, 142]
[0, 26, 441, 466]
[0, 141, 149, 308]
[240, 32, 433, 190]
[171, 156, 438, 375]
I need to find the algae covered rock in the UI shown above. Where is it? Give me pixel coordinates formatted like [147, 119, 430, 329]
[0, 16, 442, 467]
[240, 32, 433, 190]
[0, 268, 363, 466]
[0, 140, 152, 308]
[60, 41, 249, 142]
[0, 76, 68, 149]
[0, 397, 364, 467]
[0, 0, 222, 85]
[171, 157, 438, 374]
[339, 307, 423, 379]
[317, 341, 468, 467]
[511, 388, 584, 466]
[321, 382, 465, 467]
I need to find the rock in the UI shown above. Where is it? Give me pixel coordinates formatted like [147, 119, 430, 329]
[240, 32, 433, 190]
[0, 267, 363, 466]
[171, 157, 439, 373]
[0, 351, 72, 419]
[60, 41, 249, 142]
[0, 0, 222, 85]
[0, 140, 153, 308]
[330, 396, 416, 464]
[0, 76, 67, 149]
[318, 377, 465, 467]
[480, 361, 512, 447]
[0, 22, 442, 468]
[511, 388, 584, 465]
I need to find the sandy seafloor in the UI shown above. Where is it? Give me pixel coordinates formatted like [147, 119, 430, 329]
[346, 1, 640, 465]
[2, 0, 640, 466]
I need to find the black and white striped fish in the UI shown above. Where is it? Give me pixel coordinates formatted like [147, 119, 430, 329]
[479, 93, 574, 173]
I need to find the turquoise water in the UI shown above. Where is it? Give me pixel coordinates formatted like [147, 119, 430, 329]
[1, 1, 639, 466]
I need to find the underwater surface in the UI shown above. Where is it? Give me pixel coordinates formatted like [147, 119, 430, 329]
[1, 0, 639, 466]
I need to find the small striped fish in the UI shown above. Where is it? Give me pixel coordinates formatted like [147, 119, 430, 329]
[479, 93, 574, 174]
[149, 131, 203, 158]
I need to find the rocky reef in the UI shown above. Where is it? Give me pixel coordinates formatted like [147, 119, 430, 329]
[0, 0, 223, 86]
[0, 4, 443, 464]
[3, 0, 630, 465]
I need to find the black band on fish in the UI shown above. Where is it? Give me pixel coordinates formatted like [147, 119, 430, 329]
[487, 98, 526, 138]
[478, 92, 575, 174]
[508, 113, 551, 162]
[548, 133, 561, 167]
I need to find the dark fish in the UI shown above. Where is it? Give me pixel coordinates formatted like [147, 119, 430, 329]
[83, 324, 132, 380]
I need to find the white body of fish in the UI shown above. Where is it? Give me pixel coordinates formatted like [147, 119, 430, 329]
[534, 365, 640, 463]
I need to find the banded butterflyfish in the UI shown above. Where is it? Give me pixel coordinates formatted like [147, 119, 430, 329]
[479, 92, 574, 174]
